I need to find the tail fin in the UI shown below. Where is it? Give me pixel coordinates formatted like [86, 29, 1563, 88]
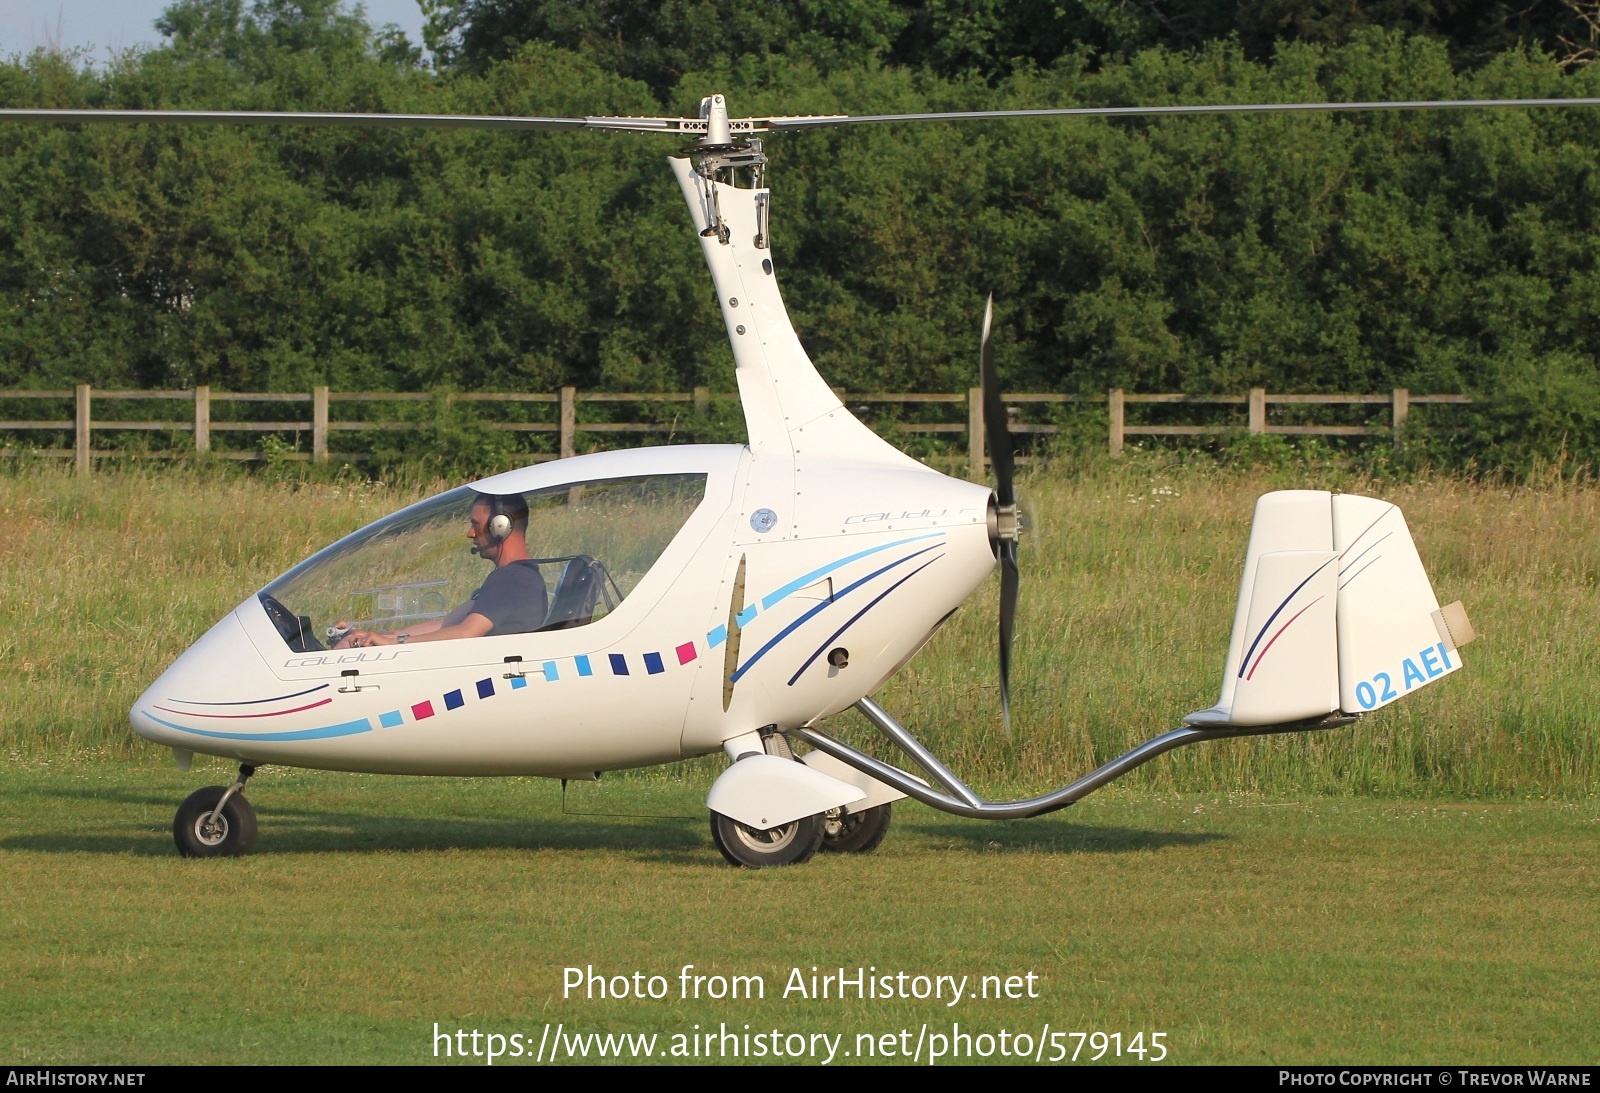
[1185, 491, 1472, 728]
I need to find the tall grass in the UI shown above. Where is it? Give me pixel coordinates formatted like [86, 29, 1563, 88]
[3, 456, 1595, 796]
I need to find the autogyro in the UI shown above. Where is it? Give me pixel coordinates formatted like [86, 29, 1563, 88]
[3, 92, 1503, 865]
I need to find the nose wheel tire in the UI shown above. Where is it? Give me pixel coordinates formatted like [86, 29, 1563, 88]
[174, 786, 258, 858]
[710, 810, 823, 868]
[821, 803, 892, 854]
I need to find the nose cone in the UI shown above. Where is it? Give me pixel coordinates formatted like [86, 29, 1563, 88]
[130, 605, 281, 750]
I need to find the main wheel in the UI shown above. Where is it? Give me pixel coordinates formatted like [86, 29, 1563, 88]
[174, 786, 258, 858]
[709, 810, 823, 868]
[821, 803, 892, 854]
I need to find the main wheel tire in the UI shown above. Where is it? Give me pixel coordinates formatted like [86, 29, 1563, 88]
[174, 786, 258, 858]
[821, 803, 892, 854]
[709, 810, 823, 868]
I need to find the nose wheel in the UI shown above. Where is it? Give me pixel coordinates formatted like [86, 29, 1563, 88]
[173, 765, 259, 858]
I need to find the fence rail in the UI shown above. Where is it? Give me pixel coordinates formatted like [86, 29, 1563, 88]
[0, 384, 1472, 476]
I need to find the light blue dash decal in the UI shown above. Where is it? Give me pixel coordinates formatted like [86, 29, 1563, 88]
[510, 676, 528, 690]
[144, 711, 373, 743]
[707, 625, 727, 648]
[575, 655, 593, 677]
[609, 653, 629, 676]
[644, 652, 664, 674]
[734, 543, 943, 683]
[542, 661, 559, 681]
[760, 533, 944, 611]
[444, 689, 464, 711]
[475, 678, 494, 700]
[736, 604, 758, 627]
[379, 710, 404, 728]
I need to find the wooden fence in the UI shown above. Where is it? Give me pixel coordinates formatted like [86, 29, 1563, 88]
[0, 384, 1472, 476]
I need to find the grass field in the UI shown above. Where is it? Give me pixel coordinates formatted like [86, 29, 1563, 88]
[0, 456, 1596, 1065]
[0, 763, 1595, 1065]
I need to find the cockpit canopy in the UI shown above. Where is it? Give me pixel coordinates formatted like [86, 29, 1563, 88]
[259, 473, 708, 652]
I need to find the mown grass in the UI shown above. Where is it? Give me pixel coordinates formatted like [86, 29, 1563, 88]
[3, 456, 1596, 796]
[0, 764, 1595, 1065]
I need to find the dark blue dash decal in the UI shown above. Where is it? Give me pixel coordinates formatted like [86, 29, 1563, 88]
[144, 711, 373, 742]
[444, 689, 465, 711]
[169, 684, 330, 706]
[476, 678, 495, 699]
[1338, 531, 1392, 577]
[643, 652, 665, 675]
[760, 533, 945, 611]
[733, 544, 942, 684]
[1237, 555, 1340, 679]
[787, 555, 945, 686]
[609, 653, 629, 676]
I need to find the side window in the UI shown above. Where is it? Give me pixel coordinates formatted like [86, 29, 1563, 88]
[259, 474, 708, 650]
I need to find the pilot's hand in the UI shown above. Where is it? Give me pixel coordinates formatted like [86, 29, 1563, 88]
[343, 630, 396, 648]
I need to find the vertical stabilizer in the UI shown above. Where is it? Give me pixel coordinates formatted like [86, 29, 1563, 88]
[1187, 490, 1469, 728]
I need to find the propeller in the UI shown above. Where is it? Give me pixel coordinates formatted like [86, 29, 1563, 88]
[980, 295, 1021, 735]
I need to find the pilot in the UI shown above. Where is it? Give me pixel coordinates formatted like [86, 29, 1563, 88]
[336, 492, 547, 647]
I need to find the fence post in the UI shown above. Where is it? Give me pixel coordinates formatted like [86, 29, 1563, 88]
[193, 386, 210, 454]
[1248, 388, 1267, 435]
[74, 383, 91, 475]
[560, 387, 576, 460]
[968, 387, 984, 479]
[312, 386, 329, 463]
[1108, 388, 1124, 457]
[693, 386, 710, 419]
[1392, 388, 1409, 454]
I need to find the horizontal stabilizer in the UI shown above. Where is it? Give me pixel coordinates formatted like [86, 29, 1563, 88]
[1186, 491, 1468, 728]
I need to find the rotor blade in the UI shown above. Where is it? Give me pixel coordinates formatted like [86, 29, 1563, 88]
[998, 539, 1018, 738]
[765, 97, 1600, 130]
[980, 294, 1014, 507]
[0, 108, 602, 132]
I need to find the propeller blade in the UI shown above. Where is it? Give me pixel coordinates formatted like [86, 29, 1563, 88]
[998, 539, 1018, 736]
[980, 295, 1020, 735]
[980, 294, 1014, 507]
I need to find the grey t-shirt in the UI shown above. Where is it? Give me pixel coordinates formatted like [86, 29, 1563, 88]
[470, 560, 548, 635]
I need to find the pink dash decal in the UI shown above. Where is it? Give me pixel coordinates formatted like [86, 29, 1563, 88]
[411, 700, 435, 720]
[153, 698, 333, 720]
[1245, 597, 1325, 681]
[676, 641, 697, 665]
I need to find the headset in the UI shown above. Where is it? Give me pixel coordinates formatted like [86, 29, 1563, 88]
[472, 493, 526, 553]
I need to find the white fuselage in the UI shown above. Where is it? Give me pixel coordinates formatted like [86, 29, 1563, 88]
[131, 153, 1000, 777]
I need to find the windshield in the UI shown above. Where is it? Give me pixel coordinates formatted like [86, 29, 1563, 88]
[259, 474, 708, 652]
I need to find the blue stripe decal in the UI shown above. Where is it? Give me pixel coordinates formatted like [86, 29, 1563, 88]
[1238, 555, 1339, 678]
[788, 555, 945, 686]
[734, 544, 943, 683]
[759, 533, 945, 611]
[170, 684, 330, 707]
[144, 711, 373, 742]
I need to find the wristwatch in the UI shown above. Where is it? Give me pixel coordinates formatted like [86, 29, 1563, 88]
[396, 633, 410, 644]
